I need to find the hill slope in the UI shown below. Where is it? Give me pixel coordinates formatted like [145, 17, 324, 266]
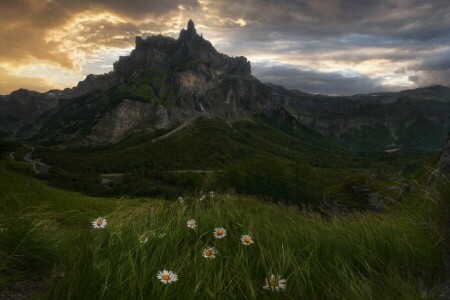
[0, 156, 447, 299]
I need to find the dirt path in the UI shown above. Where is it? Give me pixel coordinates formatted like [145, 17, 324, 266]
[152, 117, 200, 143]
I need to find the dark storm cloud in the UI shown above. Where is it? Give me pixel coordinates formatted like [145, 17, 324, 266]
[252, 63, 383, 95]
[408, 48, 450, 87]
[204, 0, 450, 93]
[205, 0, 450, 41]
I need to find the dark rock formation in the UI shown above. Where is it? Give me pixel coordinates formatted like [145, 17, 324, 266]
[114, 20, 251, 80]
[0, 89, 59, 136]
[24, 20, 274, 145]
[59, 72, 121, 99]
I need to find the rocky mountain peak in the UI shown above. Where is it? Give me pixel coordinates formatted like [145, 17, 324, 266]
[179, 19, 197, 41]
[113, 20, 251, 78]
[187, 19, 195, 31]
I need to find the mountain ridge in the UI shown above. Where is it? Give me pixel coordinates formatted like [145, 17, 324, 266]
[1, 20, 449, 151]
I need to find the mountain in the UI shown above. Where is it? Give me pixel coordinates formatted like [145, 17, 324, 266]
[0, 73, 120, 137]
[1, 20, 449, 151]
[17, 20, 273, 145]
[272, 84, 450, 151]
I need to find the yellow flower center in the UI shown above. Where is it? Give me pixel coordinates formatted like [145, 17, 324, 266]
[270, 279, 279, 287]
[96, 219, 103, 226]
[216, 229, 224, 236]
[205, 249, 213, 256]
[162, 274, 171, 281]
[243, 236, 252, 243]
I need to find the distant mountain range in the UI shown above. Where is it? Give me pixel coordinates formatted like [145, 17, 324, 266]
[1, 20, 449, 151]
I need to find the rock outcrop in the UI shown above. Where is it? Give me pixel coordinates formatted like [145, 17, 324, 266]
[86, 100, 168, 144]
[113, 19, 251, 80]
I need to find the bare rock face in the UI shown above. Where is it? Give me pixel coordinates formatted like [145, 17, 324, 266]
[86, 99, 169, 144]
[0, 89, 59, 135]
[60, 72, 121, 99]
[113, 20, 251, 80]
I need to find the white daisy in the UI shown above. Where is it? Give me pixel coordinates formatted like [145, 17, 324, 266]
[209, 191, 215, 198]
[187, 219, 197, 229]
[177, 196, 184, 203]
[263, 275, 287, 292]
[202, 246, 217, 259]
[139, 234, 149, 244]
[240, 234, 254, 246]
[92, 217, 107, 229]
[213, 227, 227, 239]
[157, 270, 178, 284]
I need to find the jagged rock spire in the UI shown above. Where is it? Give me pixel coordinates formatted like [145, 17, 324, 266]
[187, 19, 196, 34]
[179, 19, 199, 41]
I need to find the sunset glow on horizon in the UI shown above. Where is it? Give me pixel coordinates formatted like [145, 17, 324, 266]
[1, 0, 449, 95]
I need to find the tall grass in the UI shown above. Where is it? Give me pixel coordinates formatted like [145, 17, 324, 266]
[44, 195, 443, 299]
[0, 161, 447, 299]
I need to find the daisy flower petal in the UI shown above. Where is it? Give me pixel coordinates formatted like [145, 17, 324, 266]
[187, 219, 197, 229]
[263, 274, 287, 292]
[92, 217, 107, 229]
[202, 246, 218, 259]
[213, 227, 227, 239]
[240, 234, 254, 246]
[157, 270, 178, 284]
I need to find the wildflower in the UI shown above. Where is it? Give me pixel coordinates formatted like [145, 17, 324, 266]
[158, 233, 166, 238]
[187, 219, 197, 229]
[240, 234, 254, 246]
[263, 275, 287, 292]
[92, 217, 107, 229]
[177, 196, 184, 203]
[139, 234, 149, 244]
[202, 246, 217, 259]
[213, 227, 227, 239]
[157, 270, 178, 284]
[200, 195, 206, 201]
[209, 191, 215, 198]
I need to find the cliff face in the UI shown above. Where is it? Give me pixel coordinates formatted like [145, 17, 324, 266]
[0, 89, 59, 136]
[271, 84, 450, 151]
[86, 100, 168, 144]
[113, 20, 251, 80]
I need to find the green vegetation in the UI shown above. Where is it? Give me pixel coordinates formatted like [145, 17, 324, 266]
[33, 116, 432, 204]
[0, 154, 447, 299]
[340, 125, 395, 152]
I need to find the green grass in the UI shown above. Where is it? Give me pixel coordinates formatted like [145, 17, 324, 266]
[33, 116, 434, 203]
[0, 157, 447, 299]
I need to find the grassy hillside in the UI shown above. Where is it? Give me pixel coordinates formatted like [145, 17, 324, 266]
[0, 155, 448, 299]
[33, 116, 432, 203]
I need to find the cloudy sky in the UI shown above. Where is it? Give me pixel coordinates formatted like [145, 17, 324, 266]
[1, 0, 449, 95]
